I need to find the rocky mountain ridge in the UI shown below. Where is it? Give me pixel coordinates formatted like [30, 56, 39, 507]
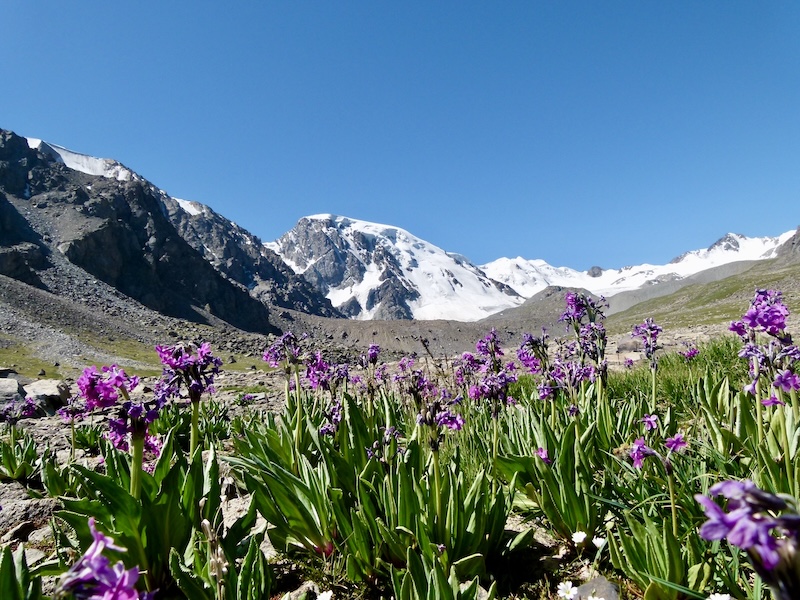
[0, 129, 279, 335]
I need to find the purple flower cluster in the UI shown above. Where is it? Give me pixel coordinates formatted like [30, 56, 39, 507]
[358, 343, 381, 368]
[394, 356, 441, 409]
[537, 358, 595, 402]
[517, 330, 549, 375]
[417, 394, 465, 451]
[630, 437, 654, 468]
[730, 290, 799, 400]
[730, 289, 791, 342]
[157, 342, 222, 401]
[262, 331, 305, 374]
[305, 351, 349, 395]
[319, 398, 342, 436]
[629, 432, 688, 470]
[559, 293, 608, 368]
[695, 480, 800, 584]
[77, 365, 140, 411]
[0, 396, 37, 425]
[57, 396, 88, 425]
[559, 292, 607, 327]
[54, 518, 150, 600]
[681, 346, 700, 362]
[468, 330, 518, 418]
[632, 318, 662, 370]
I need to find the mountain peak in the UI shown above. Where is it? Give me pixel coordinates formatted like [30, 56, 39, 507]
[268, 215, 522, 321]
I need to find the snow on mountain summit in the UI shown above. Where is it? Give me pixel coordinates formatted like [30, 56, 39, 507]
[26, 138, 139, 182]
[266, 214, 523, 321]
[481, 230, 796, 299]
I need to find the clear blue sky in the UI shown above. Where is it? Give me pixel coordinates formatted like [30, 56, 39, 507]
[3, 2, 799, 270]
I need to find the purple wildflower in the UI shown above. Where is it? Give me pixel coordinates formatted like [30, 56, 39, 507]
[54, 518, 148, 600]
[157, 342, 222, 402]
[632, 318, 663, 370]
[681, 347, 700, 361]
[641, 414, 659, 431]
[319, 399, 342, 436]
[773, 369, 800, 392]
[695, 480, 791, 573]
[630, 437, 653, 468]
[57, 396, 87, 424]
[665, 433, 688, 453]
[762, 395, 785, 407]
[536, 447, 552, 464]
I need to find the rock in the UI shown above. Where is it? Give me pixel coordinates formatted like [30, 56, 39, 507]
[23, 379, 71, 414]
[23, 547, 46, 567]
[0, 377, 24, 403]
[281, 581, 322, 600]
[1, 519, 36, 543]
[0, 367, 19, 378]
[0, 483, 58, 539]
[577, 576, 619, 600]
[616, 339, 641, 353]
[587, 266, 604, 278]
[27, 524, 54, 545]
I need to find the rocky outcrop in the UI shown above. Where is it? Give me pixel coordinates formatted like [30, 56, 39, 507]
[777, 227, 800, 263]
[160, 197, 341, 318]
[0, 129, 278, 335]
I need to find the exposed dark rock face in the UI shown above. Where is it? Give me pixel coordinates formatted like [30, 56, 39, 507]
[0, 129, 277, 335]
[159, 197, 340, 318]
[708, 233, 743, 253]
[777, 227, 800, 263]
[271, 216, 418, 318]
[587, 266, 603, 278]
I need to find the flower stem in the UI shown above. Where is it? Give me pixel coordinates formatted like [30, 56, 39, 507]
[190, 399, 200, 456]
[755, 377, 764, 448]
[130, 434, 145, 501]
[650, 367, 657, 413]
[667, 471, 678, 539]
[432, 448, 443, 534]
[70, 419, 76, 462]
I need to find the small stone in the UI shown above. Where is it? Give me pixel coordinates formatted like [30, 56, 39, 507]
[577, 576, 619, 600]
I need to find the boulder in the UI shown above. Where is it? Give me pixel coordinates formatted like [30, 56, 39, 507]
[23, 379, 71, 415]
[0, 378, 24, 404]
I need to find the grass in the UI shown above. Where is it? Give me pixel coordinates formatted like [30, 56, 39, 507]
[0, 336, 64, 379]
[606, 258, 800, 333]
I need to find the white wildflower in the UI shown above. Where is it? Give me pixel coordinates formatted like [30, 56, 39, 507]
[556, 581, 578, 599]
[571, 530, 587, 544]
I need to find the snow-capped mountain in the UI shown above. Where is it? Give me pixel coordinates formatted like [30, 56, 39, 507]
[266, 215, 523, 321]
[18, 133, 798, 324]
[481, 231, 796, 300]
